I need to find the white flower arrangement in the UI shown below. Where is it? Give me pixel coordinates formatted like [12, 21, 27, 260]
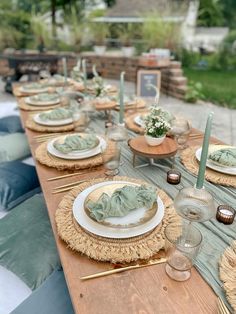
[144, 107, 171, 138]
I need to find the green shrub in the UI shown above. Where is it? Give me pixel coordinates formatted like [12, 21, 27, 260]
[209, 30, 236, 70]
[177, 49, 201, 68]
[185, 81, 205, 103]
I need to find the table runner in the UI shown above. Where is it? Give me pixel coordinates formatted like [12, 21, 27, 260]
[89, 111, 235, 312]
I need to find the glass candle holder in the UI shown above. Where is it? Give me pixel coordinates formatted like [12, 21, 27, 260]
[167, 170, 181, 185]
[216, 205, 235, 225]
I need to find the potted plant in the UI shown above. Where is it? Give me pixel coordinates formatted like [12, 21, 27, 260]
[144, 107, 171, 146]
[118, 23, 137, 57]
[89, 22, 109, 55]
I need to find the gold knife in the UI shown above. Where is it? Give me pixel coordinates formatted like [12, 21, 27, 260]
[80, 257, 166, 281]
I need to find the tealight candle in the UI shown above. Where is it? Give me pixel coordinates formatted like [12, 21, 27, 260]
[216, 205, 235, 224]
[167, 170, 181, 185]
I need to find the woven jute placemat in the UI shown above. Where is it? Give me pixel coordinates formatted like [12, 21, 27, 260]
[219, 241, 236, 312]
[17, 98, 62, 111]
[35, 139, 114, 171]
[181, 147, 236, 188]
[55, 176, 180, 263]
[93, 100, 117, 111]
[115, 98, 146, 112]
[26, 118, 74, 133]
[13, 85, 54, 98]
[125, 112, 147, 134]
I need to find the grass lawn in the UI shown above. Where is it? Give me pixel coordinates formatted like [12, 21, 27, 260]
[183, 68, 236, 109]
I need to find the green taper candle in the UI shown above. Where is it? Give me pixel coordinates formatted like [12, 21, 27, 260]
[62, 57, 67, 84]
[82, 59, 87, 89]
[77, 58, 81, 71]
[92, 64, 99, 77]
[196, 112, 214, 189]
[119, 71, 125, 124]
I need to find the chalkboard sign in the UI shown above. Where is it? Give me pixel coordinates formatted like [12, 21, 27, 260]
[137, 70, 161, 98]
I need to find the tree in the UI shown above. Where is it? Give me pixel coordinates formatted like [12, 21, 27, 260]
[198, 0, 224, 27]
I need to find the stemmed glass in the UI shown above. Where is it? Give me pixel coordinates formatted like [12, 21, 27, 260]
[165, 177, 216, 282]
[170, 118, 191, 151]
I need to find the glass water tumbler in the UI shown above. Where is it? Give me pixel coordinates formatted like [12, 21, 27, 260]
[164, 223, 202, 281]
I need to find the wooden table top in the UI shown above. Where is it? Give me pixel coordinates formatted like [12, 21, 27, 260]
[19, 107, 219, 314]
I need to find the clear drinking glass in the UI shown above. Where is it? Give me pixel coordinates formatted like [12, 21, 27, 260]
[174, 186, 216, 222]
[101, 143, 121, 177]
[170, 118, 191, 150]
[164, 222, 202, 282]
[71, 101, 90, 133]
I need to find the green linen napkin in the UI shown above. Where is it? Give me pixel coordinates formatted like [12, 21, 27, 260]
[39, 108, 71, 121]
[53, 134, 98, 154]
[30, 93, 58, 102]
[208, 148, 236, 167]
[87, 184, 157, 222]
[24, 83, 45, 90]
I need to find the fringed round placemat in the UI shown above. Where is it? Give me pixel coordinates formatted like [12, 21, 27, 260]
[13, 85, 54, 98]
[93, 100, 117, 111]
[219, 241, 236, 313]
[115, 98, 146, 112]
[17, 98, 62, 111]
[25, 118, 74, 133]
[35, 139, 115, 171]
[55, 176, 180, 263]
[125, 112, 146, 134]
[181, 147, 236, 187]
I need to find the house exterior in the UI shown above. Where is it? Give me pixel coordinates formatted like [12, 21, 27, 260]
[94, 0, 229, 52]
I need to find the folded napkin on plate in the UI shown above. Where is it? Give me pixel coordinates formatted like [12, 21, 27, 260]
[208, 148, 236, 167]
[24, 83, 44, 90]
[53, 134, 98, 153]
[87, 185, 157, 222]
[39, 108, 71, 121]
[31, 93, 58, 102]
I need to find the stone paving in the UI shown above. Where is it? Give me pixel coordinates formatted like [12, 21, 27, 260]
[0, 78, 235, 145]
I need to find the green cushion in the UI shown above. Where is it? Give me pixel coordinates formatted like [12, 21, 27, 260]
[12, 269, 74, 314]
[0, 161, 41, 211]
[0, 116, 24, 133]
[0, 194, 61, 290]
[0, 133, 31, 162]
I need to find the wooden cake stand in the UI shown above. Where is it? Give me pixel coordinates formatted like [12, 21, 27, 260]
[128, 136, 177, 169]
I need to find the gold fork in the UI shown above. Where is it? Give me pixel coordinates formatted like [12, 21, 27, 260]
[80, 257, 166, 281]
[47, 172, 84, 181]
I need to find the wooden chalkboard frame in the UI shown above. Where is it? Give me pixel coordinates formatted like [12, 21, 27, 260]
[137, 70, 161, 98]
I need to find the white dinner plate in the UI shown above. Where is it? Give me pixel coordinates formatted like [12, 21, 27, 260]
[195, 145, 236, 176]
[73, 180, 165, 239]
[47, 135, 106, 160]
[25, 96, 60, 106]
[134, 115, 145, 127]
[33, 113, 73, 126]
[20, 85, 48, 94]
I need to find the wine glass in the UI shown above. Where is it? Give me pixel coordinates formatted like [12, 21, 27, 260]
[170, 118, 191, 150]
[174, 186, 216, 223]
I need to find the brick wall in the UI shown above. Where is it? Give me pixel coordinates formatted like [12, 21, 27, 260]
[0, 51, 187, 100]
[80, 53, 187, 100]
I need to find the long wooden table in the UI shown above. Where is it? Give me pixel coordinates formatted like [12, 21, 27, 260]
[19, 107, 219, 314]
